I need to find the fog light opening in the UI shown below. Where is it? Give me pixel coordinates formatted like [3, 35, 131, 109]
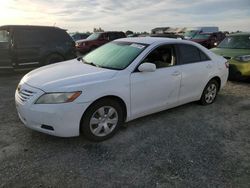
[41, 124, 54, 131]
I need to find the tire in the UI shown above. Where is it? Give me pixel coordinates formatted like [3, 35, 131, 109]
[200, 79, 219, 105]
[44, 54, 64, 65]
[81, 99, 124, 141]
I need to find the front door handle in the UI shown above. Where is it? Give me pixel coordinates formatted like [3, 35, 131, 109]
[172, 71, 181, 76]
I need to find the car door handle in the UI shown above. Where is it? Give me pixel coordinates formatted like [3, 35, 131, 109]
[171, 71, 181, 76]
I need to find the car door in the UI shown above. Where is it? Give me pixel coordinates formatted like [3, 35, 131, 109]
[0, 29, 12, 68]
[13, 28, 41, 67]
[130, 44, 182, 118]
[176, 44, 214, 104]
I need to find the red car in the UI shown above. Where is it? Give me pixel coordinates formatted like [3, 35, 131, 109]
[76, 31, 126, 54]
[189, 32, 226, 49]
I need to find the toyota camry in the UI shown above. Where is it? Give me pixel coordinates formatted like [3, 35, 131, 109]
[15, 37, 228, 141]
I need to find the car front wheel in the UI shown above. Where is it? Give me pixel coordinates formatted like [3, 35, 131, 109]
[81, 99, 124, 141]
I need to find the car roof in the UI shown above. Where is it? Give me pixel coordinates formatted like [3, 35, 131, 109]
[229, 32, 250, 36]
[95, 31, 124, 34]
[0, 25, 64, 30]
[116, 37, 195, 45]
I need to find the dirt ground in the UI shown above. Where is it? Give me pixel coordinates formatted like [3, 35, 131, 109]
[0, 73, 249, 188]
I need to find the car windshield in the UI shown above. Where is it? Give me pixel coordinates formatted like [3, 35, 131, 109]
[87, 33, 101, 40]
[82, 41, 147, 70]
[193, 34, 211, 39]
[184, 30, 198, 38]
[218, 35, 250, 49]
[0, 30, 9, 42]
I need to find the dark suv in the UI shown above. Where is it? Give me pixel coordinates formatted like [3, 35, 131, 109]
[75, 31, 126, 54]
[0, 25, 76, 70]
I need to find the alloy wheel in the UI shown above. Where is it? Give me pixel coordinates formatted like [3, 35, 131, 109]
[89, 106, 118, 137]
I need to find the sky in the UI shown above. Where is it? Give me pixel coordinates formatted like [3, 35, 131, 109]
[0, 0, 250, 33]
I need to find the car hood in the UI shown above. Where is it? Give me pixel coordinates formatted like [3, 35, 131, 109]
[21, 59, 118, 92]
[211, 48, 250, 58]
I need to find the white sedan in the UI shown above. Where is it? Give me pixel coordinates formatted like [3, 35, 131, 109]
[15, 37, 228, 141]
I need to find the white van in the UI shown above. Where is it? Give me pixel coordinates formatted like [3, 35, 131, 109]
[184, 27, 219, 39]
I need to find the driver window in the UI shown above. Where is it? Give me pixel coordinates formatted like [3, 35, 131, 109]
[0, 30, 9, 43]
[142, 45, 176, 68]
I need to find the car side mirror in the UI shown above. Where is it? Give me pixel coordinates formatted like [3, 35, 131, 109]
[138, 63, 156, 72]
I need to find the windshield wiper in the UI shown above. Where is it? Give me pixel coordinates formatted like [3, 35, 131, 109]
[80, 58, 99, 67]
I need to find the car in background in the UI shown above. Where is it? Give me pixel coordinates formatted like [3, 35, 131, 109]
[0, 25, 76, 70]
[75, 31, 126, 54]
[150, 33, 183, 39]
[127, 33, 139, 37]
[190, 32, 226, 49]
[70, 33, 90, 41]
[184, 27, 219, 39]
[15, 37, 228, 141]
[211, 32, 250, 80]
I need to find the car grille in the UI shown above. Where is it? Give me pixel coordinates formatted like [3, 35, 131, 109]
[17, 88, 36, 102]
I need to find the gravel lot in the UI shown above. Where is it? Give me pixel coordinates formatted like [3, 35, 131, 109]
[0, 73, 249, 188]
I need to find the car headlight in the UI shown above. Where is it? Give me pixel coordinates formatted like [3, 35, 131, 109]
[234, 55, 250, 62]
[35, 91, 82, 104]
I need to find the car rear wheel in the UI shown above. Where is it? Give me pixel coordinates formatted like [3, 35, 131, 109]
[81, 99, 124, 141]
[200, 80, 219, 105]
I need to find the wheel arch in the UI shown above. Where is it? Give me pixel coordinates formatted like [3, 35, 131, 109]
[210, 76, 221, 90]
[79, 95, 128, 133]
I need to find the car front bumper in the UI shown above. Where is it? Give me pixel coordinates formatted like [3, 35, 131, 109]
[15, 83, 91, 137]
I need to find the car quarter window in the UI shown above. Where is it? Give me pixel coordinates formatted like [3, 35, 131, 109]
[177, 44, 210, 64]
[141, 44, 176, 69]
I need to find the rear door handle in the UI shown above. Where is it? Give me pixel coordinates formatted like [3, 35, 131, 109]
[172, 71, 181, 76]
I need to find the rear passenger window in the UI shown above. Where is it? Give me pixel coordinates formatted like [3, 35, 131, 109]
[178, 44, 210, 64]
[42, 29, 72, 43]
[15, 29, 42, 46]
[199, 50, 210, 61]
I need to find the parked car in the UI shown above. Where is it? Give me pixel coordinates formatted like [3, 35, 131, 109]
[0, 25, 76, 70]
[75, 31, 126, 54]
[127, 33, 139, 37]
[70, 33, 90, 41]
[211, 32, 250, 80]
[150, 33, 183, 39]
[15, 37, 228, 141]
[184, 27, 219, 39]
[189, 32, 226, 49]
